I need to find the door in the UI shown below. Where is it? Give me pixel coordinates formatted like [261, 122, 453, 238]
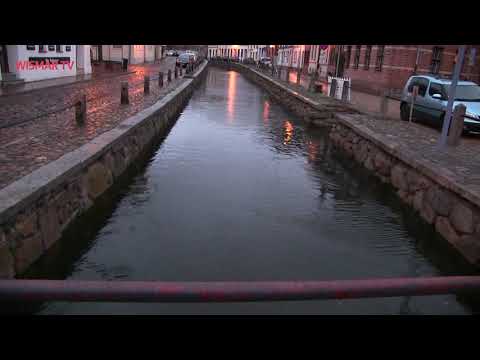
[426, 82, 447, 125]
[0, 45, 9, 73]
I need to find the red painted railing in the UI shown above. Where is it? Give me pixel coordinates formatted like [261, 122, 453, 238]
[1, 276, 480, 303]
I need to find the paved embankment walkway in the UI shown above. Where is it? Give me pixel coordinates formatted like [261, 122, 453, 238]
[0, 58, 184, 190]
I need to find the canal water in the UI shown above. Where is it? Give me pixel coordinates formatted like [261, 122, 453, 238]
[14, 67, 480, 314]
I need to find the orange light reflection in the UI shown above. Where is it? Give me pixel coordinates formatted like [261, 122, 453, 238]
[227, 71, 237, 120]
[263, 101, 270, 124]
[283, 120, 294, 145]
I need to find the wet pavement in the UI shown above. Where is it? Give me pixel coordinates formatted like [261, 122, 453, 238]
[12, 67, 479, 315]
[0, 57, 184, 190]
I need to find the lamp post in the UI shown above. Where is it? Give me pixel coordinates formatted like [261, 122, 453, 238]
[437, 45, 466, 149]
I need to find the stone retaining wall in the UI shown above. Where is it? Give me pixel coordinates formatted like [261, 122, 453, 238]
[0, 61, 208, 278]
[329, 121, 480, 266]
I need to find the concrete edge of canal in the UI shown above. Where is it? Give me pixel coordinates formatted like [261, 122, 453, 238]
[211, 60, 480, 267]
[0, 61, 209, 279]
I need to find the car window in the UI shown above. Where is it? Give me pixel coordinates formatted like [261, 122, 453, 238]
[407, 77, 428, 97]
[429, 82, 445, 98]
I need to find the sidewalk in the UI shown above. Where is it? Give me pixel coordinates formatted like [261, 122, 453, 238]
[0, 57, 185, 190]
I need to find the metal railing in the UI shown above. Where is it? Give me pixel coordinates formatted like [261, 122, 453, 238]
[1, 276, 479, 303]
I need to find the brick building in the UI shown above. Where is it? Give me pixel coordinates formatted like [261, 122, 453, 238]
[333, 45, 480, 95]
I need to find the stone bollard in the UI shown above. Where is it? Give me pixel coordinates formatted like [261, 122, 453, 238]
[75, 94, 87, 126]
[174, 67, 178, 79]
[179, 67, 183, 76]
[342, 80, 350, 102]
[447, 104, 466, 147]
[380, 90, 388, 114]
[144, 75, 150, 94]
[158, 72, 164, 87]
[329, 78, 337, 98]
[167, 69, 172, 83]
[121, 82, 129, 105]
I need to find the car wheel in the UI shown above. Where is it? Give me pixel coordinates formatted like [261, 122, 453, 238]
[400, 103, 410, 121]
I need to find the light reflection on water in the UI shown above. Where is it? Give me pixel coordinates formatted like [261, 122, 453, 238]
[16, 67, 480, 315]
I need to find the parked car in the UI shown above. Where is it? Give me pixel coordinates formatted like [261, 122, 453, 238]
[259, 57, 272, 67]
[176, 53, 194, 68]
[166, 50, 175, 56]
[400, 75, 480, 134]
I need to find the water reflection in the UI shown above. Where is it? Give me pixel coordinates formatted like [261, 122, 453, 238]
[283, 120, 294, 145]
[262, 100, 270, 124]
[227, 71, 237, 120]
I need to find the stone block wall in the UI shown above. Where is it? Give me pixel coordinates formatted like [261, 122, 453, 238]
[329, 122, 480, 265]
[0, 62, 208, 278]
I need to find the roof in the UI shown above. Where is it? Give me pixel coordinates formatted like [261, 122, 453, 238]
[413, 74, 478, 85]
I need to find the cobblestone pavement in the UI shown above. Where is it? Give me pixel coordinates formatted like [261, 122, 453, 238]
[0, 57, 187, 190]
[249, 64, 480, 196]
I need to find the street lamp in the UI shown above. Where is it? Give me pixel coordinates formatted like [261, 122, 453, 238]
[437, 45, 466, 149]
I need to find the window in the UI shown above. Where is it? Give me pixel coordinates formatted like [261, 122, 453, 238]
[56, 45, 62, 52]
[431, 46, 443, 74]
[26, 45, 35, 51]
[364, 45, 372, 70]
[469, 47, 477, 66]
[376, 45, 385, 71]
[65, 46, 71, 52]
[408, 77, 429, 97]
[113, 45, 123, 49]
[345, 46, 352, 69]
[38, 45, 46, 53]
[48, 45, 55, 51]
[428, 82, 446, 99]
[353, 45, 361, 69]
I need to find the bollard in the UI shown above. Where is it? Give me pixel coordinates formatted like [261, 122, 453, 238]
[144, 75, 150, 94]
[174, 67, 178, 79]
[75, 94, 87, 125]
[179, 67, 183, 77]
[380, 90, 388, 114]
[297, 70, 301, 85]
[121, 82, 129, 105]
[342, 80, 350, 102]
[409, 85, 418, 123]
[447, 104, 466, 147]
[158, 72, 164, 87]
[329, 78, 337, 98]
[167, 69, 172, 83]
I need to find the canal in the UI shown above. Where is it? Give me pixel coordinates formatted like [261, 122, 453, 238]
[12, 67, 480, 314]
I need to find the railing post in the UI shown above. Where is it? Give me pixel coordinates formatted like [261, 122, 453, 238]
[75, 94, 87, 126]
[297, 69, 301, 85]
[409, 85, 418, 123]
[329, 78, 337, 98]
[167, 69, 172, 83]
[179, 67, 183, 77]
[342, 80, 350, 102]
[144, 75, 150, 94]
[158, 72, 164, 87]
[380, 90, 388, 114]
[121, 82, 129, 105]
[447, 104, 466, 147]
[174, 67, 178, 79]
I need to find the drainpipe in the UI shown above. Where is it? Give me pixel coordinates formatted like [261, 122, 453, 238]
[413, 46, 421, 75]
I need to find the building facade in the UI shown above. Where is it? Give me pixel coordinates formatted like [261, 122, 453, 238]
[208, 45, 250, 60]
[308, 45, 331, 78]
[90, 45, 166, 65]
[0, 45, 91, 83]
[338, 45, 480, 95]
[276, 45, 311, 71]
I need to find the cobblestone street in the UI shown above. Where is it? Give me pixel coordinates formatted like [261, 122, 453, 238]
[0, 57, 185, 189]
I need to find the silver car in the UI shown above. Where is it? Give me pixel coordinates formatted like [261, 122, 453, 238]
[400, 75, 480, 134]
